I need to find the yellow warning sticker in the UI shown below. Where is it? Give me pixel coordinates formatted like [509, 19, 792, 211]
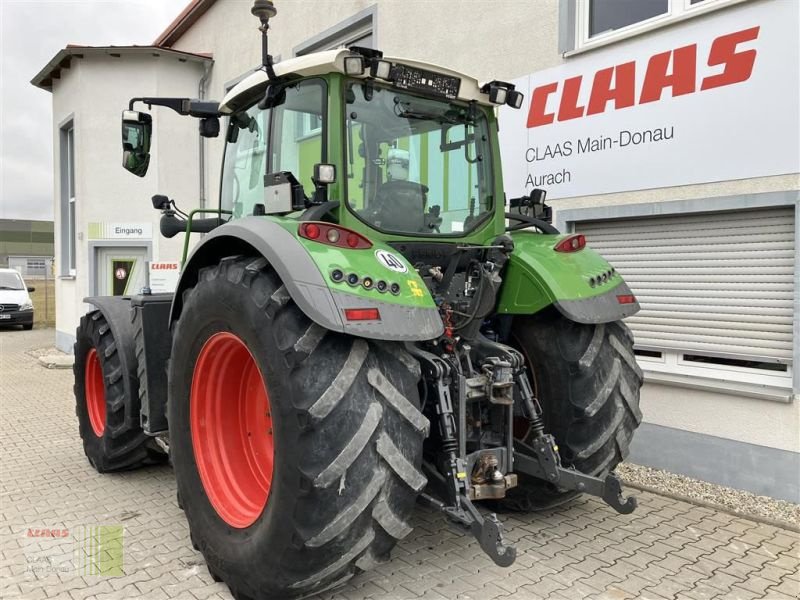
[408, 279, 424, 298]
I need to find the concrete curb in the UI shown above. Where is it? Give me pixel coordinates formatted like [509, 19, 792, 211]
[622, 479, 800, 534]
[37, 354, 74, 369]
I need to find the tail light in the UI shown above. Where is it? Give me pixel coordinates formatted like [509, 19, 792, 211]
[617, 294, 637, 304]
[344, 308, 381, 321]
[298, 222, 372, 249]
[554, 234, 586, 253]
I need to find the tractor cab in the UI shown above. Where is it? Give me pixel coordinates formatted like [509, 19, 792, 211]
[123, 46, 526, 251]
[216, 47, 518, 246]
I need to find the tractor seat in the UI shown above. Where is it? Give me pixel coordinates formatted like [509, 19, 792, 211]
[372, 180, 429, 232]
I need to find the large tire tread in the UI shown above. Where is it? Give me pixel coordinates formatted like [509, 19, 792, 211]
[504, 309, 643, 512]
[171, 256, 427, 599]
[73, 311, 166, 472]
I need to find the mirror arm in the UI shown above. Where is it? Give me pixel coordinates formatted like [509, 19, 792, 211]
[128, 97, 220, 118]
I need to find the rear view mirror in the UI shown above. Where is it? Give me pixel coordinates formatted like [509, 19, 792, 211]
[121, 110, 152, 177]
[27, 287, 35, 293]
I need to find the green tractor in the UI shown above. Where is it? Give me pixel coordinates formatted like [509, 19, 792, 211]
[73, 2, 643, 597]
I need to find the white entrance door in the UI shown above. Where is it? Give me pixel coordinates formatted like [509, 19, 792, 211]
[95, 247, 148, 296]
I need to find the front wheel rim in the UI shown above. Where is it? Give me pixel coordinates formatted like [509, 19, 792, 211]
[190, 332, 274, 528]
[85, 348, 106, 437]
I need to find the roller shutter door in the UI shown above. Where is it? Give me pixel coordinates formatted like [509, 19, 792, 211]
[576, 207, 795, 364]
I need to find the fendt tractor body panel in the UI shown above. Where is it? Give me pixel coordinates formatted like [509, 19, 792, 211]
[172, 216, 443, 341]
[497, 231, 641, 323]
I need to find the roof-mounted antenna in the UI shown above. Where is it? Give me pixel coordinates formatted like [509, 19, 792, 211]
[252, 0, 277, 80]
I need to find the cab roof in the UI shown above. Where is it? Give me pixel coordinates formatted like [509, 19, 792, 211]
[219, 48, 493, 114]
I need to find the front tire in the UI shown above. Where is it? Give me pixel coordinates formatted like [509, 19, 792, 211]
[168, 256, 428, 599]
[504, 308, 643, 511]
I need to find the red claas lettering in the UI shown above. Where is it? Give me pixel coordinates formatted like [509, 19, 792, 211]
[701, 26, 760, 90]
[639, 44, 697, 104]
[527, 26, 760, 128]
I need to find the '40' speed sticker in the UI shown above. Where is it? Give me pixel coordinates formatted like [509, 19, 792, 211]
[375, 249, 408, 273]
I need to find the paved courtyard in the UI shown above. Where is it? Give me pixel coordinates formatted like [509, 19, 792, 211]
[1, 328, 798, 600]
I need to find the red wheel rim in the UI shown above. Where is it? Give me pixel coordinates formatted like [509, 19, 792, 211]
[190, 332, 274, 528]
[85, 348, 106, 437]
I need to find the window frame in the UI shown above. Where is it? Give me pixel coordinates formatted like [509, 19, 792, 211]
[569, 0, 749, 55]
[341, 80, 497, 238]
[293, 5, 376, 57]
[58, 119, 77, 277]
[219, 78, 329, 216]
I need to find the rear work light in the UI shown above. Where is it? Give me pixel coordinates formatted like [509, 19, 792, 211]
[344, 308, 381, 321]
[298, 222, 372, 249]
[617, 294, 637, 305]
[554, 234, 586, 253]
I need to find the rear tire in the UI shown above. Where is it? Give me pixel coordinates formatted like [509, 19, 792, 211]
[169, 256, 428, 599]
[73, 311, 167, 472]
[503, 308, 643, 511]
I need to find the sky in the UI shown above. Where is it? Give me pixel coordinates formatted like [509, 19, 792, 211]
[0, 0, 190, 221]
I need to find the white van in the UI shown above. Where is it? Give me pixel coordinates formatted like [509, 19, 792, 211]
[0, 268, 35, 330]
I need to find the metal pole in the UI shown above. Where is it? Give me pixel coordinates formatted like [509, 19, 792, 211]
[44, 258, 49, 328]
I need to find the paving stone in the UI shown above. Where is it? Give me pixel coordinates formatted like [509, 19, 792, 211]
[765, 578, 800, 598]
[576, 568, 623, 593]
[772, 534, 799, 554]
[733, 574, 780, 596]
[614, 574, 660, 596]
[589, 586, 636, 600]
[682, 583, 725, 600]
[767, 553, 800, 572]
[700, 569, 746, 592]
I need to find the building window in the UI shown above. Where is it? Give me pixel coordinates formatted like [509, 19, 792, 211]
[67, 126, 76, 275]
[588, 0, 668, 38]
[575, 206, 794, 396]
[59, 121, 77, 276]
[572, 0, 743, 53]
[293, 6, 375, 56]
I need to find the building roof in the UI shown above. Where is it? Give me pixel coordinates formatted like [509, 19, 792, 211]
[31, 45, 213, 92]
[153, 0, 218, 47]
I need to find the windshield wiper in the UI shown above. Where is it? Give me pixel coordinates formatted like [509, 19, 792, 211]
[0, 286, 21, 290]
[394, 105, 460, 125]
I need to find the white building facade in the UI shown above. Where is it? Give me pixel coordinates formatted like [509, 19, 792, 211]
[33, 46, 212, 351]
[36, 0, 799, 501]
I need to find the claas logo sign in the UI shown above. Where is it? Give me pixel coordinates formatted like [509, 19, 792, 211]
[527, 26, 759, 128]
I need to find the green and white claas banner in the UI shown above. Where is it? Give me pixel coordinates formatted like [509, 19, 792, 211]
[499, 0, 799, 199]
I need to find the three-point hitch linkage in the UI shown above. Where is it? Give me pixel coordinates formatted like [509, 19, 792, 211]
[407, 337, 637, 567]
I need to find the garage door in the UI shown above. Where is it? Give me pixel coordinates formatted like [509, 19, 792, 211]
[576, 207, 795, 365]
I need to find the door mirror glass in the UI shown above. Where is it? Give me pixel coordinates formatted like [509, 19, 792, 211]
[121, 110, 152, 177]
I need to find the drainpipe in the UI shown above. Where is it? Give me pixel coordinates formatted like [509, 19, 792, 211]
[198, 60, 213, 209]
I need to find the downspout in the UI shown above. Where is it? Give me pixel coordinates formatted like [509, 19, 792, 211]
[198, 60, 213, 209]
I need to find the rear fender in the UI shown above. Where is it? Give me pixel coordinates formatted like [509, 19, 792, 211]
[497, 231, 639, 324]
[171, 217, 444, 341]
